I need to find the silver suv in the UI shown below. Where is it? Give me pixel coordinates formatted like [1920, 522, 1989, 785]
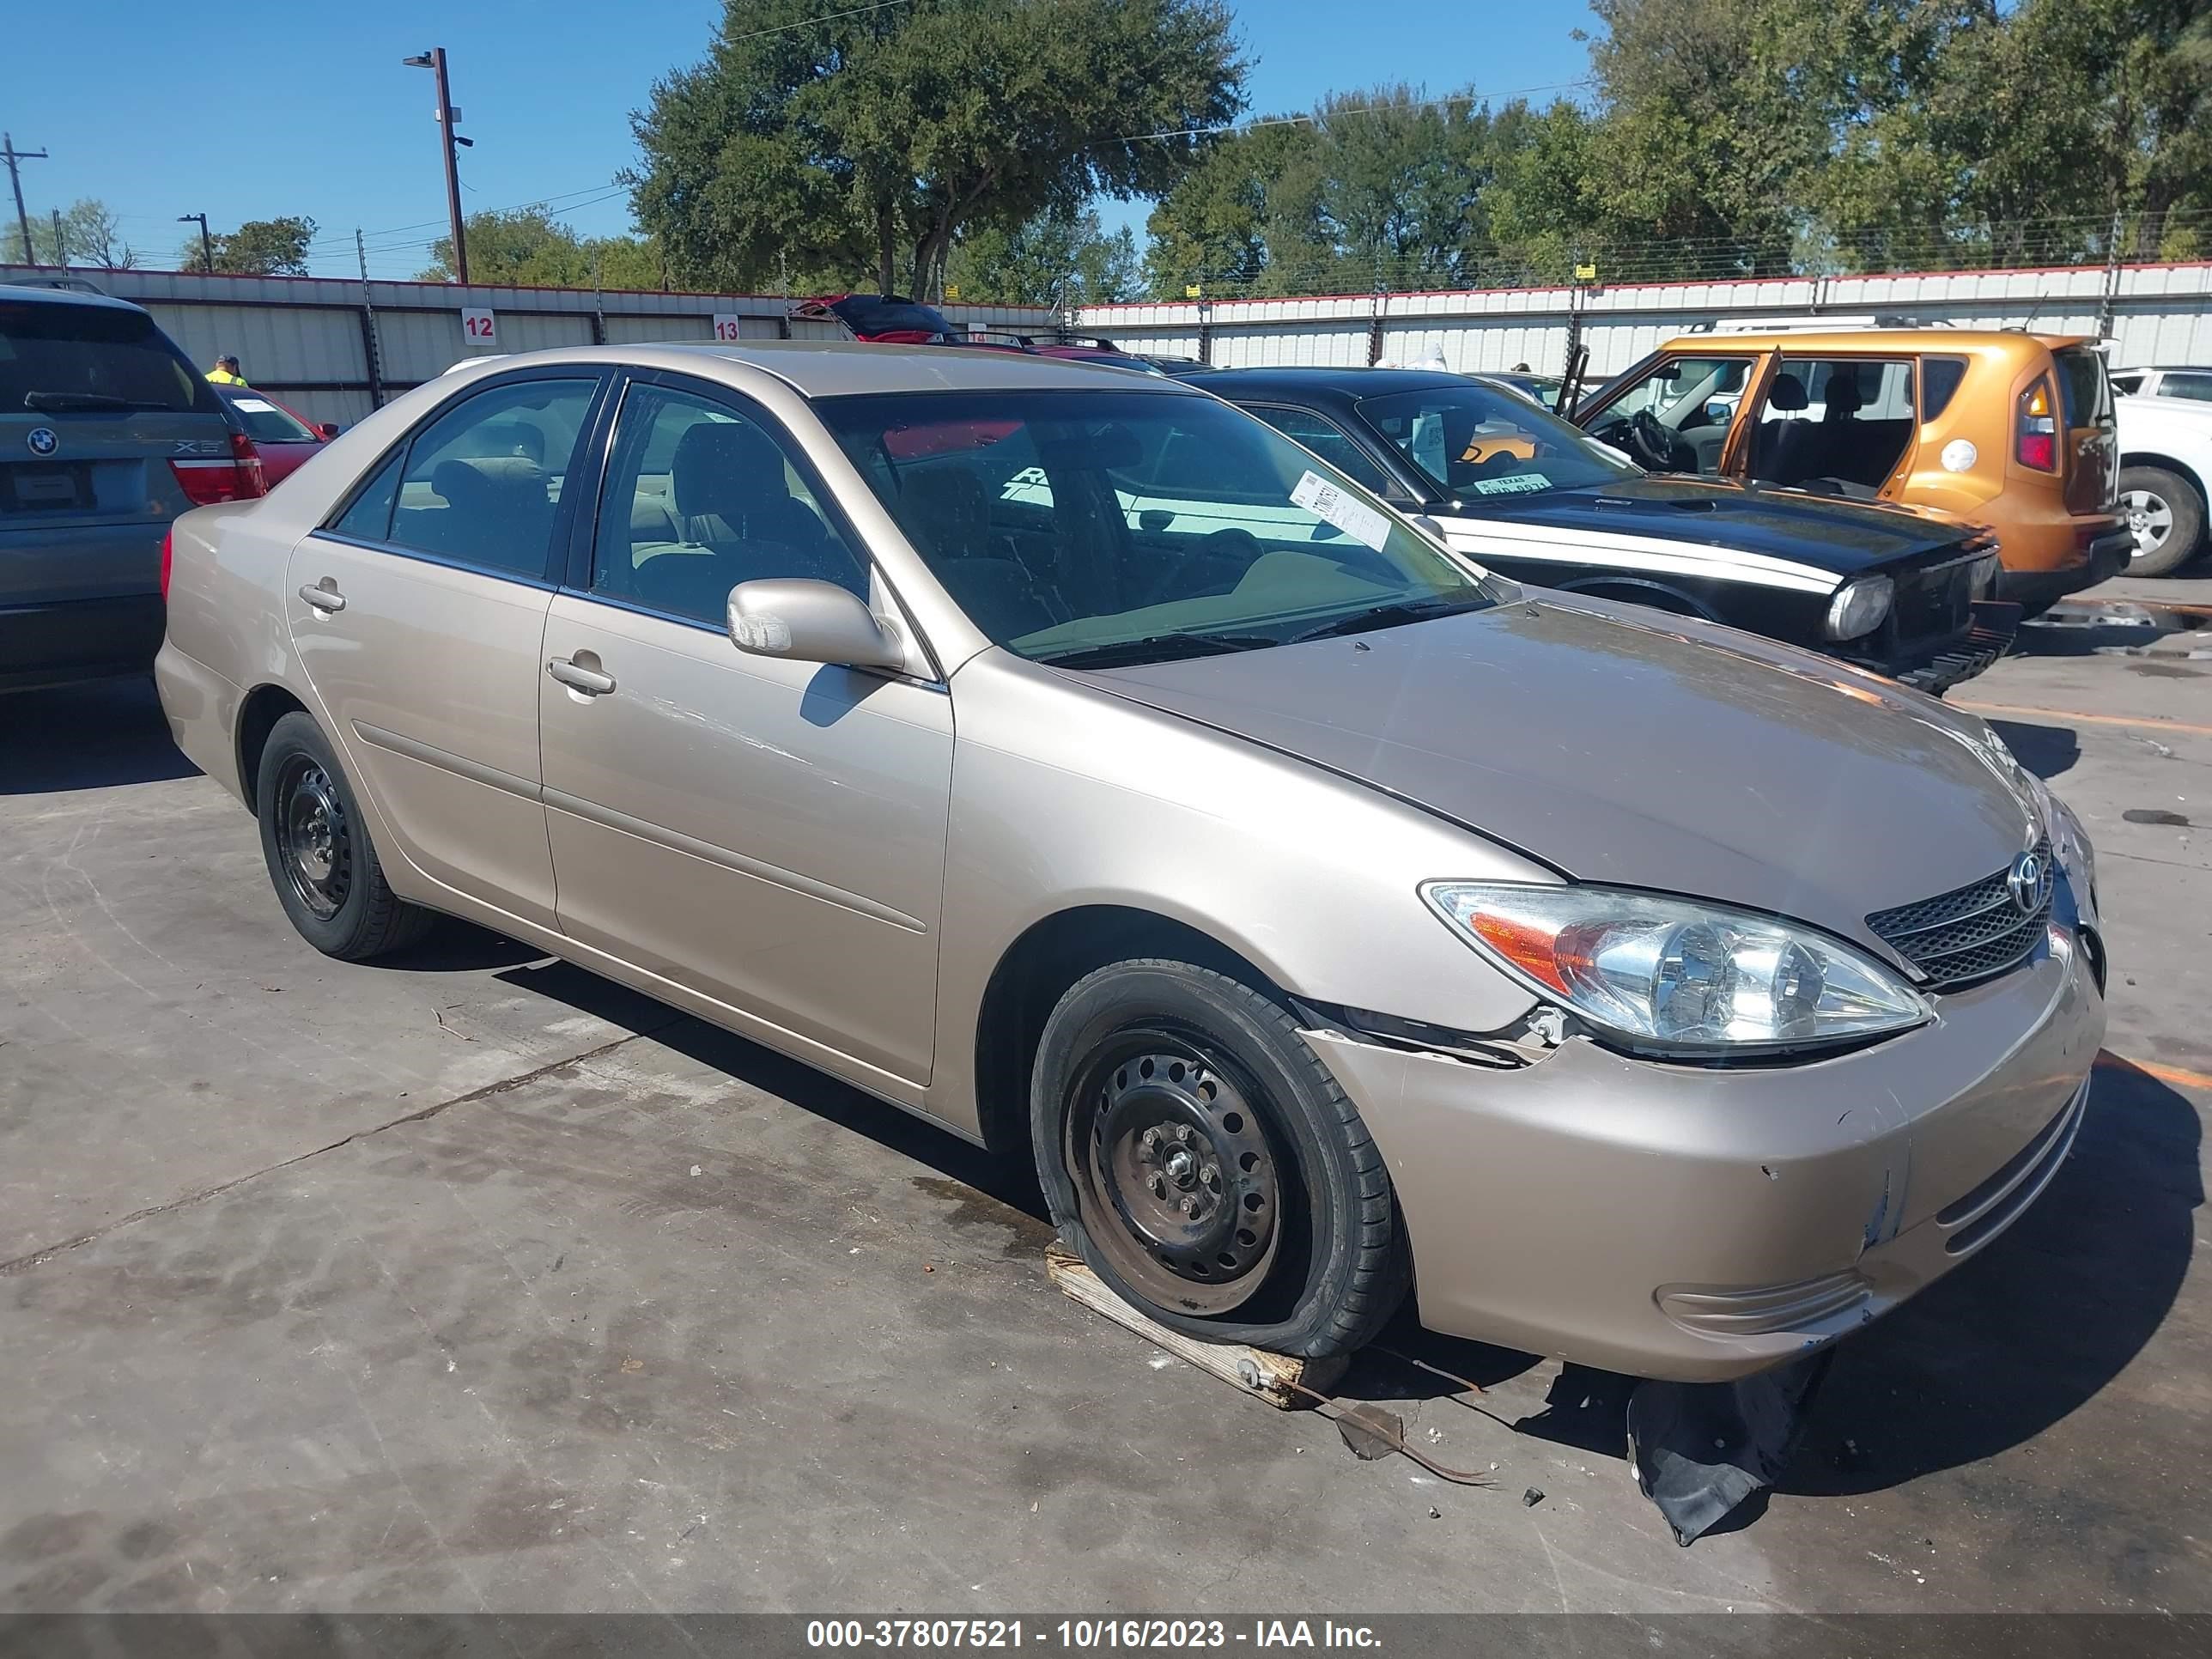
[2, 284, 262, 692]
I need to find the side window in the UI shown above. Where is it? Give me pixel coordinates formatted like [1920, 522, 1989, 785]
[591, 383, 867, 627]
[1246, 406, 1396, 496]
[2166, 372, 2212, 403]
[1922, 357, 1969, 421]
[388, 378, 599, 578]
[1751, 357, 1916, 489]
[330, 449, 403, 542]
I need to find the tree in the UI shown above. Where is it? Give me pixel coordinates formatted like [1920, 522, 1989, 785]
[2, 198, 137, 268]
[947, 204, 1142, 305]
[182, 216, 319, 276]
[1142, 119, 1326, 295]
[417, 207, 665, 289]
[629, 0, 1245, 300]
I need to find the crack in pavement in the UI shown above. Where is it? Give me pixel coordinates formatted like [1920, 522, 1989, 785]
[0, 1019, 685, 1279]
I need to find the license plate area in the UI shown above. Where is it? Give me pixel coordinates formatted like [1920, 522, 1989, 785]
[2, 463, 93, 513]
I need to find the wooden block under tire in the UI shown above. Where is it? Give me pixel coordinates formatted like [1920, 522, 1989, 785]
[1045, 1243, 1347, 1409]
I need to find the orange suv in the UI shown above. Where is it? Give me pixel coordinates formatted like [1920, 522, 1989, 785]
[1577, 325, 2130, 613]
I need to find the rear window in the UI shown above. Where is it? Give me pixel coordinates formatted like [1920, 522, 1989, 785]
[0, 301, 218, 415]
[2054, 348, 2112, 429]
[223, 392, 319, 444]
[830, 295, 953, 337]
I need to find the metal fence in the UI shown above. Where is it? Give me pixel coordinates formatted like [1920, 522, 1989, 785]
[0, 265, 1060, 428]
[1075, 262, 2212, 377]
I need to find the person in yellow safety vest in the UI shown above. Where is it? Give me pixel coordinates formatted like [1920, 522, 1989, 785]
[205, 355, 247, 386]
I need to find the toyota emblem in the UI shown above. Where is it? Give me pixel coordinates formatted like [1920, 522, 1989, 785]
[26, 427, 58, 458]
[2006, 851, 2047, 915]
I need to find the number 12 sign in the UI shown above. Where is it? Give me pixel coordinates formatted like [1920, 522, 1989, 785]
[461, 307, 498, 347]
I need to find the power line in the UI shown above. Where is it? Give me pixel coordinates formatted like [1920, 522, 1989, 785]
[726, 0, 909, 45]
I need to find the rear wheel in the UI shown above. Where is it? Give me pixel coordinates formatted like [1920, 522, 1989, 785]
[2120, 465, 2205, 577]
[256, 712, 434, 960]
[1030, 959, 1408, 1358]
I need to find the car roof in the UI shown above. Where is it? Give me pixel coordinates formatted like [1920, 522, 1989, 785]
[0, 282, 152, 316]
[485, 339, 1201, 398]
[1175, 365, 1473, 398]
[1659, 327, 2091, 355]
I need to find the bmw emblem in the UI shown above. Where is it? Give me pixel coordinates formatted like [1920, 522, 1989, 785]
[2006, 851, 2047, 915]
[26, 427, 59, 458]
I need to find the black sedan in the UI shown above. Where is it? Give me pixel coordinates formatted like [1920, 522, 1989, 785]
[1176, 366, 2018, 693]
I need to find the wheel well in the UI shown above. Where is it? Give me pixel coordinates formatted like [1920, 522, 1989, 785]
[2120, 453, 2208, 508]
[234, 684, 310, 814]
[1557, 577, 1717, 621]
[970, 906, 1279, 1161]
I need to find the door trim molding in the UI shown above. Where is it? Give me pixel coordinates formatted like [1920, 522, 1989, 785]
[353, 720, 543, 801]
[544, 786, 929, 934]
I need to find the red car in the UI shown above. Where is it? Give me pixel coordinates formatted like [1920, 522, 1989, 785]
[212, 384, 337, 485]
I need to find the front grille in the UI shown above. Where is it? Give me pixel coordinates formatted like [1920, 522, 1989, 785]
[1887, 545, 1985, 648]
[1866, 839, 2053, 991]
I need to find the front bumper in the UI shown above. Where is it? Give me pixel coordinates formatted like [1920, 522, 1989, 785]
[1886, 599, 2021, 696]
[1309, 888, 2106, 1382]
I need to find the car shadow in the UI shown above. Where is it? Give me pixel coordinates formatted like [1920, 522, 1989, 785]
[1987, 717, 2081, 780]
[478, 957, 2191, 1506]
[0, 677, 200, 795]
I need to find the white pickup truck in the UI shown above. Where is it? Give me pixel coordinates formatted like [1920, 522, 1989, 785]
[2118, 392, 2212, 576]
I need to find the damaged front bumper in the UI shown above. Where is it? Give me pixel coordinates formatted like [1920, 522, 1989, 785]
[1306, 889, 2106, 1384]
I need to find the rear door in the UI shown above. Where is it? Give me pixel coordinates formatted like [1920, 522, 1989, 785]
[2051, 345, 2119, 514]
[288, 369, 606, 931]
[1, 295, 232, 608]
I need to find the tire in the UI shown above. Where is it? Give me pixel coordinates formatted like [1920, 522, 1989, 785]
[2120, 465, 2206, 578]
[1030, 959, 1409, 1359]
[255, 711, 434, 960]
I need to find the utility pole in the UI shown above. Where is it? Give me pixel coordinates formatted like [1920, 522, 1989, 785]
[179, 212, 213, 272]
[51, 207, 65, 270]
[403, 48, 471, 285]
[3, 132, 47, 266]
[356, 227, 386, 408]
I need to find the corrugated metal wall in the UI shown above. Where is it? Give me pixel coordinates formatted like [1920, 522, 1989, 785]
[1079, 263, 2212, 376]
[0, 265, 1057, 426]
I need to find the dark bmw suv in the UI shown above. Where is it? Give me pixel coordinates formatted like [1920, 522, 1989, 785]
[1176, 366, 2018, 694]
[2, 284, 264, 692]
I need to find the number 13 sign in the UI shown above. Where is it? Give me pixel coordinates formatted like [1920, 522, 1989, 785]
[712, 313, 744, 343]
[461, 307, 498, 346]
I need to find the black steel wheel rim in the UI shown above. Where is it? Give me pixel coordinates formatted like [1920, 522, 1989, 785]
[1065, 1026, 1283, 1316]
[274, 755, 352, 921]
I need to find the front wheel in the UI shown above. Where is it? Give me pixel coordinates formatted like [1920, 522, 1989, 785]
[1030, 959, 1408, 1359]
[2120, 465, 2205, 577]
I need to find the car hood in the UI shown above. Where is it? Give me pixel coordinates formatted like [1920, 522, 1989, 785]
[1085, 594, 2041, 953]
[1443, 476, 1972, 575]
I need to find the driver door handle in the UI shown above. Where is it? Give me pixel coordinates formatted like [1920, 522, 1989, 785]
[548, 656, 617, 696]
[298, 581, 346, 613]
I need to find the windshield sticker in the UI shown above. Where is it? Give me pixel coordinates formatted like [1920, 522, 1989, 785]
[231, 398, 280, 415]
[1467, 472, 1553, 496]
[1289, 470, 1391, 552]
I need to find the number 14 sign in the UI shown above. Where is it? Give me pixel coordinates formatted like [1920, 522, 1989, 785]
[461, 307, 498, 346]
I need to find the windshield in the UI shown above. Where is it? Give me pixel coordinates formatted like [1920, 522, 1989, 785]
[222, 391, 319, 443]
[819, 389, 1493, 665]
[0, 301, 218, 413]
[1358, 380, 1637, 501]
[830, 295, 953, 337]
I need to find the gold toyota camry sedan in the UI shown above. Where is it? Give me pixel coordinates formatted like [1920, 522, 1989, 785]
[156, 343, 2106, 1381]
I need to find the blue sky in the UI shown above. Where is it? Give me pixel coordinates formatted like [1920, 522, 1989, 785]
[6, 0, 1595, 281]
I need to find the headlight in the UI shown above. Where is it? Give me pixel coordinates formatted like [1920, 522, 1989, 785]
[1420, 882, 1929, 1054]
[1824, 574, 1893, 641]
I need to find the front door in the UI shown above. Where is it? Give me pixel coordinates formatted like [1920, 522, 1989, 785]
[287, 372, 604, 929]
[536, 376, 954, 1093]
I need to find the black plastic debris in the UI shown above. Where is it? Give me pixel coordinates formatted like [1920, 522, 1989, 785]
[1522, 1486, 1545, 1508]
[1626, 1350, 1833, 1545]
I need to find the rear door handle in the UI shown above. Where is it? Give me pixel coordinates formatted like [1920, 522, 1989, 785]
[548, 656, 617, 696]
[298, 581, 346, 613]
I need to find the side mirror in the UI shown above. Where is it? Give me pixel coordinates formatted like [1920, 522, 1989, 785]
[315, 422, 342, 440]
[727, 578, 906, 672]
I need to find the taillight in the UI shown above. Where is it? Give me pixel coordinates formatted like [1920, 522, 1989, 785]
[2016, 377, 2057, 471]
[168, 431, 269, 506]
[160, 527, 174, 600]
